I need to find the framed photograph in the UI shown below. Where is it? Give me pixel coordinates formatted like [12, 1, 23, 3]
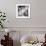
[16, 4, 30, 18]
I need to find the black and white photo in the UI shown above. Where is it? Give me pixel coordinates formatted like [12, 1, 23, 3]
[16, 4, 30, 18]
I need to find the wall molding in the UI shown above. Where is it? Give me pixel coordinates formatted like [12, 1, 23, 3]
[0, 27, 46, 32]
[1, 26, 46, 28]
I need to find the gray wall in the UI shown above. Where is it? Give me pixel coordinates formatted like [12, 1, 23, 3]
[0, 0, 46, 27]
[0, 0, 46, 46]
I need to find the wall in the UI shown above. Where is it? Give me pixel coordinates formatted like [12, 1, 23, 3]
[0, 0, 46, 28]
[0, 0, 46, 46]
